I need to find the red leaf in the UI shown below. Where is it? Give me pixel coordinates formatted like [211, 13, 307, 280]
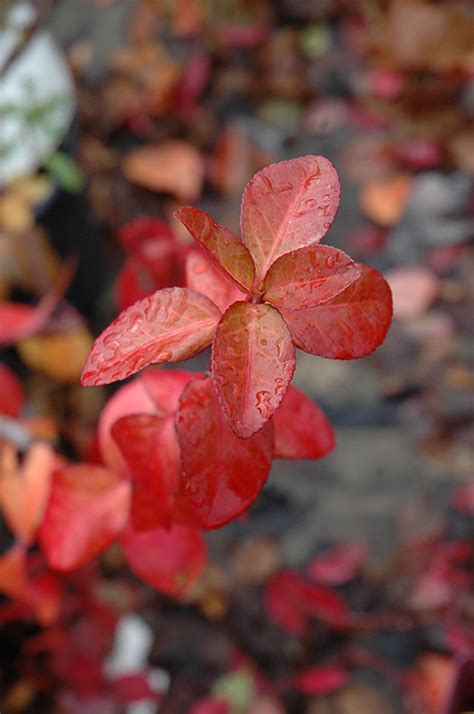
[240, 156, 340, 283]
[27, 572, 63, 626]
[142, 368, 202, 414]
[39, 465, 131, 570]
[185, 249, 246, 313]
[112, 414, 180, 530]
[0, 297, 55, 345]
[81, 288, 220, 386]
[174, 378, 273, 529]
[175, 207, 255, 292]
[118, 216, 175, 252]
[280, 265, 392, 359]
[115, 257, 159, 312]
[212, 302, 295, 438]
[1, 442, 55, 545]
[0, 364, 24, 417]
[295, 666, 349, 695]
[307, 541, 367, 586]
[114, 673, 160, 702]
[115, 219, 187, 311]
[98, 370, 198, 475]
[120, 523, 207, 596]
[98, 377, 160, 475]
[273, 386, 335, 460]
[450, 483, 474, 514]
[188, 698, 230, 714]
[0, 545, 28, 600]
[263, 244, 361, 309]
[265, 570, 348, 636]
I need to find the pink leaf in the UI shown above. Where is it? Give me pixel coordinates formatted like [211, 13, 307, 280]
[120, 522, 207, 596]
[81, 288, 221, 386]
[240, 156, 340, 283]
[212, 302, 295, 438]
[185, 249, 246, 313]
[385, 266, 440, 320]
[307, 541, 367, 586]
[174, 378, 273, 529]
[280, 265, 392, 359]
[175, 207, 255, 292]
[265, 570, 348, 636]
[263, 244, 361, 310]
[273, 386, 335, 460]
[39, 465, 130, 570]
[112, 414, 181, 530]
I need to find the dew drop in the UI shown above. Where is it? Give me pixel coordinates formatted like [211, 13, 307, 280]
[255, 390, 274, 418]
[323, 221, 331, 230]
[304, 170, 321, 188]
[260, 338, 268, 346]
[305, 198, 317, 208]
[325, 255, 337, 269]
[160, 350, 173, 361]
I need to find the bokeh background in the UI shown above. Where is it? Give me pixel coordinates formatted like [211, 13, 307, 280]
[0, 1, 473, 713]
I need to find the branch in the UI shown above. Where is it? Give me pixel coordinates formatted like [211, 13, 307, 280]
[0, 0, 58, 81]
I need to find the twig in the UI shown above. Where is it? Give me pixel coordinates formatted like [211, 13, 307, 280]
[0, 0, 58, 81]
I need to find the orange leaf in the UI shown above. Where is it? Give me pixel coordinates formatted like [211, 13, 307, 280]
[359, 174, 412, 227]
[0, 545, 28, 600]
[18, 327, 93, 383]
[122, 140, 204, 201]
[1, 442, 55, 545]
[175, 207, 255, 292]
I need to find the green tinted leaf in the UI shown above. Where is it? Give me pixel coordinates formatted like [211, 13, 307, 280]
[45, 152, 85, 193]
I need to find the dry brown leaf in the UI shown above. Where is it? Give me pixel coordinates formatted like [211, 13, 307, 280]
[385, 266, 440, 320]
[232, 537, 281, 585]
[10, 176, 54, 207]
[0, 193, 34, 233]
[0, 442, 54, 545]
[359, 174, 412, 227]
[18, 327, 94, 383]
[122, 140, 204, 201]
[307, 682, 394, 714]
